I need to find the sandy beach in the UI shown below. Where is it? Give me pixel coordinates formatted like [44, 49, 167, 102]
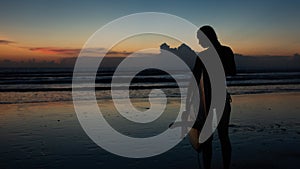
[0, 92, 299, 169]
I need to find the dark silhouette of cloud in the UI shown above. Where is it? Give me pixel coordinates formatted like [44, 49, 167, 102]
[0, 40, 15, 45]
[107, 51, 132, 56]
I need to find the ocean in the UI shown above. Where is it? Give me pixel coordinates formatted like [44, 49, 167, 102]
[0, 68, 299, 104]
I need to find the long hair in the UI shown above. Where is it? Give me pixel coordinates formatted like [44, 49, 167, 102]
[200, 25, 220, 47]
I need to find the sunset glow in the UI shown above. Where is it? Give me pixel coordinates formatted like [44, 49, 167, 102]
[1, 0, 299, 62]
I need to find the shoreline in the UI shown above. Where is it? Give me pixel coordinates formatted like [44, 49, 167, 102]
[1, 91, 300, 105]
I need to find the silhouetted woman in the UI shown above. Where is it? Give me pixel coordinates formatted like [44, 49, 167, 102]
[188, 25, 236, 169]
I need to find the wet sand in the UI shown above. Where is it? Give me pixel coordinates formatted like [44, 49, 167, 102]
[0, 93, 299, 169]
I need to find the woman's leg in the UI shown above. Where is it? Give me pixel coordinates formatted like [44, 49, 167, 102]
[202, 137, 213, 169]
[217, 101, 232, 169]
[189, 128, 213, 169]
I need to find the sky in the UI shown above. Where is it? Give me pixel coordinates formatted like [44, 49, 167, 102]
[0, 0, 300, 61]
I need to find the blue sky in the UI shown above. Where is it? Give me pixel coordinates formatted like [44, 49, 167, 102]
[0, 0, 300, 60]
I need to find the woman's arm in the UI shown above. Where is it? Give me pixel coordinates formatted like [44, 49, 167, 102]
[200, 72, 207, 116]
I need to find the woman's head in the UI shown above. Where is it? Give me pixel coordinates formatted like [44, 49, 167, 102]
[197, 25, 219, 48]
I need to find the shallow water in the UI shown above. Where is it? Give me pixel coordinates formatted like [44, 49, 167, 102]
[0, 93, 300, 169]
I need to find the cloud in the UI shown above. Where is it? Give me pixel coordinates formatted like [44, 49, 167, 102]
[26, 46, 132, 57]
[28, 47, 81, 55]
[107, 51, 132, 56]
[0, 40, 15, 45]
[81, 47, 106, 55]
[62, 47, 132, 57]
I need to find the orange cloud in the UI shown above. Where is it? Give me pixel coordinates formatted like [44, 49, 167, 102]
[28, 47, 81, 55]
[0, 40, 15, 45]
[26, 46, 133, 57]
